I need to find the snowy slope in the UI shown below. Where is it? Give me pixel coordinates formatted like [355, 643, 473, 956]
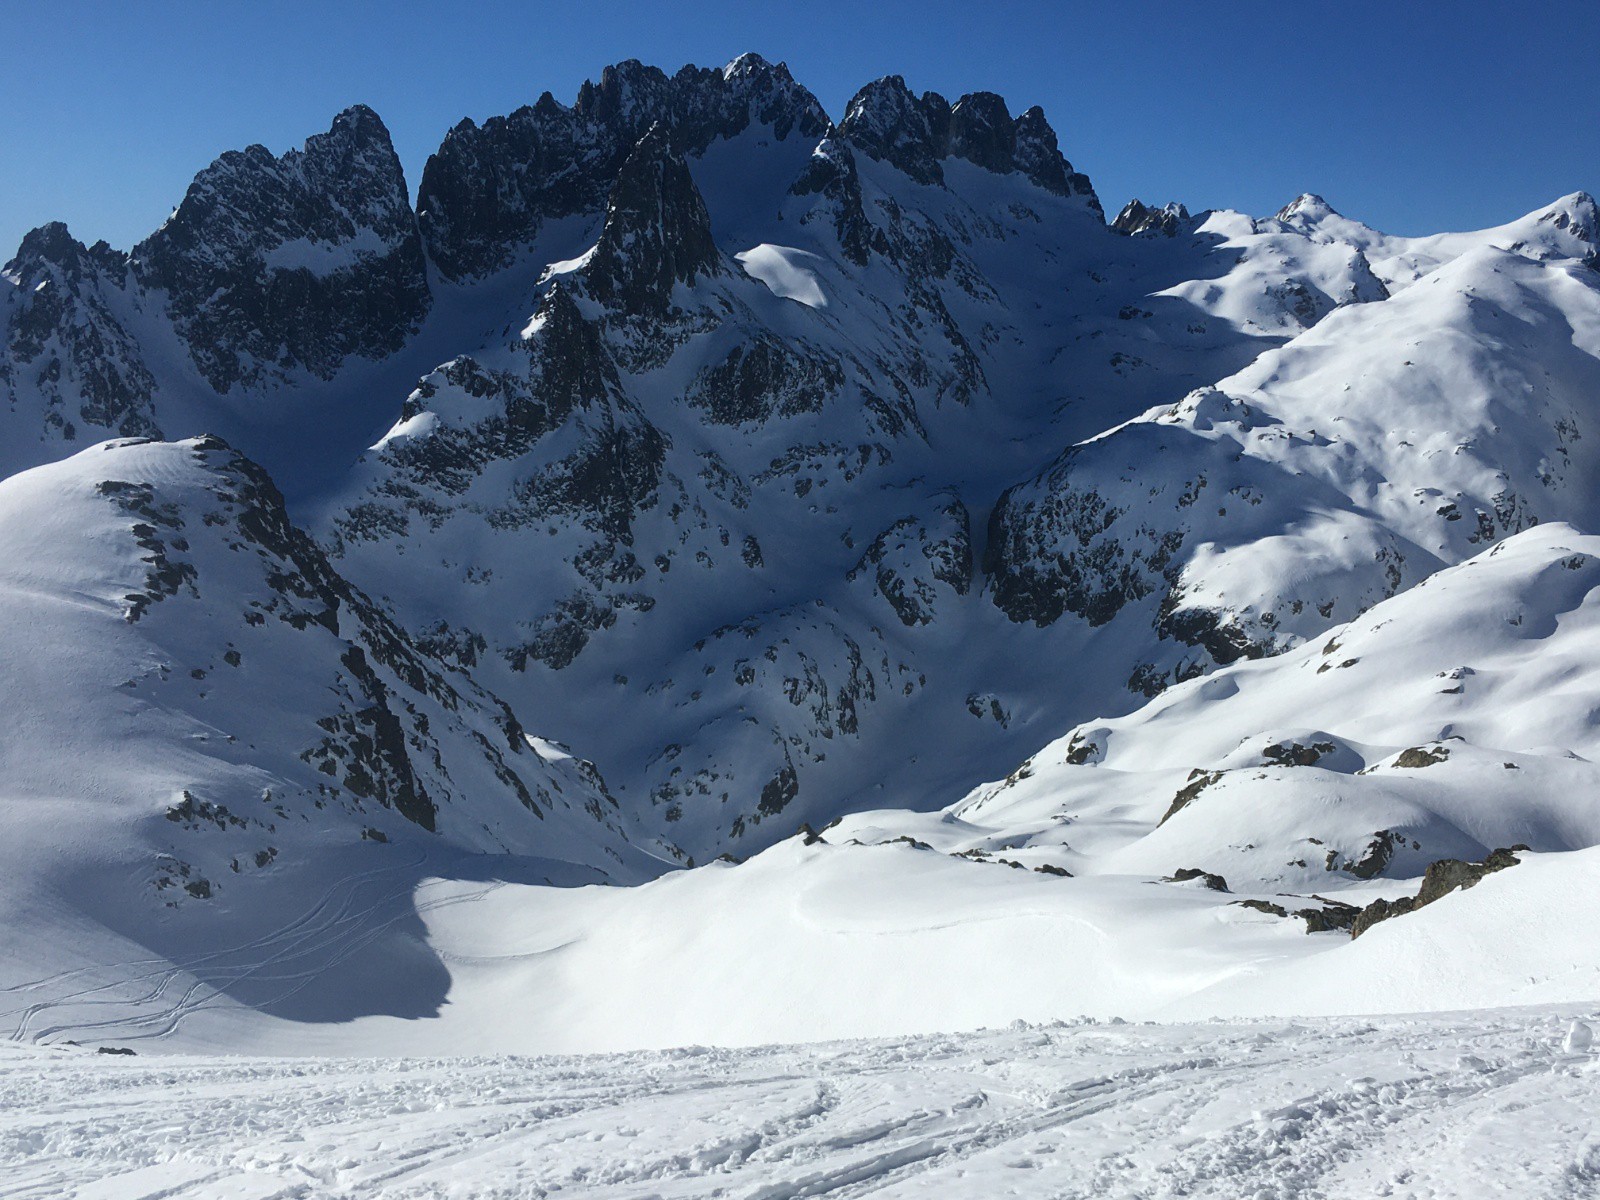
[0, 436, 652, 1043]
[8, 527, 1600, 1054]
[990, 199, 1600, 689]
[11, 57, 1593, 863]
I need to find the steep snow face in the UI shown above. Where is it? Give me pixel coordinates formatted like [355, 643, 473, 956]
[0, 436, 649, 1032]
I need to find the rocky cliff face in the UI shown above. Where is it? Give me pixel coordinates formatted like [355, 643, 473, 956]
[131, 105, 430, 393]
[836, 75, 1100, 209]
[1, 222, 160, 467]
[417, 55, 829, 281]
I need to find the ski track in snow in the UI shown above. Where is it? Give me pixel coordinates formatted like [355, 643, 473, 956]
[3, 1009, 1598, 1199]
[0, 854, 433, 1045]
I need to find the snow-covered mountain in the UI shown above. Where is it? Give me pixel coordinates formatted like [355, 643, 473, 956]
[0, 436, 652, 1037]
[2, 52, 1598, 1053]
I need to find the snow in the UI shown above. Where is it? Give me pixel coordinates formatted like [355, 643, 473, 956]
[261, 227, 389, 276]
[536, 245, 596, 285]
[3, 1007, 1597, 1197]
[735, 243, 828, 307]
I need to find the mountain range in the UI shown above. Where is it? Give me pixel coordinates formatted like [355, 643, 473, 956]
[2, 53, 1598, 1050]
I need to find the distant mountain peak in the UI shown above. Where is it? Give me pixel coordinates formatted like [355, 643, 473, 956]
[838, 76, 1099, 206]
[1276, 192, 1338, 221]
[1112, 198, 1191, 236]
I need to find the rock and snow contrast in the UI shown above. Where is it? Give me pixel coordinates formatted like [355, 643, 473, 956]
[2, 51, 1599, 1194]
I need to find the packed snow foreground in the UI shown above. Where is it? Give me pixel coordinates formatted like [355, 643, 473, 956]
[2, 49, 1600, 1194]
[5, 1010, 1599, 1198]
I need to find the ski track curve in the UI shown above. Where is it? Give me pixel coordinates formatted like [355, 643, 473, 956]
[2, 1007, 1597, 1199]
[2, 852, 438, 1046]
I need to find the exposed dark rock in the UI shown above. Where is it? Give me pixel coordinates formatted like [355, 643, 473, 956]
[418, 55, 829, 279]
[1167, 867, 1230, 892]
[789, 137, 879, 266]
[1161, 769, 1221, 825]
[132, 106, 430, 392]
[1234, 899, 1289, 918]
[1324, 830, 1402, 880]
[3, 223, 160, 444]
[688, 337, 845, 425]
[1350, 845, 1530, 938]
[850, 496, 972, 626]
[1393, 744, 1450, 768]
[1262, 739, 1337, 767]
[1113, 199, 1191, 237]
[95, 477, 199, 621]
[837, 77, 1100, 208]
[1296, 899, 1361, 934]
[583, 124, 724, 317]
[983, 440, 1188, 631]
[757, 759, 799, 817]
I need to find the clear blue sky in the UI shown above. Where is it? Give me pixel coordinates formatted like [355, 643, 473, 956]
[2, 0, 1596, 258]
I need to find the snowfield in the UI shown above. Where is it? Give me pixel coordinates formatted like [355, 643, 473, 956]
[4, 1009, 1598, 1199]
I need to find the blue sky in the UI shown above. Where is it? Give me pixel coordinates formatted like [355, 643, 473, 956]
[2, 0, 1596, 257]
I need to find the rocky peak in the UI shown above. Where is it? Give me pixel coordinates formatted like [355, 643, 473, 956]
[582, 124, 723, 316]
[2, 223, 158, 456]
[418, 55, 828, 281]
[1012, 106, 1102, 210]
[947, 92, 1017, 174]
[838, 76, 951, 186]
[133, 105, 429, 392]
[10, 220, 78, 265]
[1112, 199, 1192, 237]
[658, 57, 830, 151]
[6, 222, 125, 283]
[1275, 192, 1338, 223]
[1536, 192, 1599, 251]
[838, 79, 1100, 209]
[574, 59, 675, 128]
[521, 284, 620, 427]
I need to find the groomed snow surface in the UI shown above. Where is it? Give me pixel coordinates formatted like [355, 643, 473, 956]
[5, 1009, 1598, 1199]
